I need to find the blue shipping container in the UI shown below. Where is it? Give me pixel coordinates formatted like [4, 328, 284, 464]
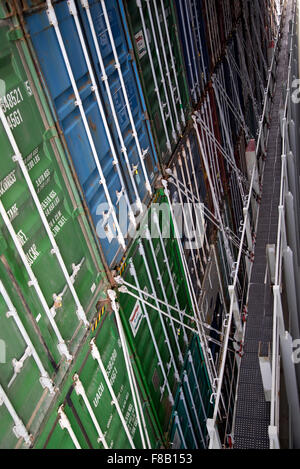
[23, 0, 158, 268]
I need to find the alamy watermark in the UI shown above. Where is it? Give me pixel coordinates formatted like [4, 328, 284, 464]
[96, 198, 206, 250]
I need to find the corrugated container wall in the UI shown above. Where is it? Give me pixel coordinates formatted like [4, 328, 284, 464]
[0, 11, 122, 448]
[20, 0, 159, 269]
[32, 309, 162, 449]
[116, 189, 212, 439]
[123, 0, 191, 165]
[169, 336, 213, 449]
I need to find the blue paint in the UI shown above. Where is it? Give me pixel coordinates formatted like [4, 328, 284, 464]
[24, 0, 158, 268]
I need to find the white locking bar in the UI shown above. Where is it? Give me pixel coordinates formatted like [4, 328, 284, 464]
[183, 371, 206, 447]
[138, 240, 180, 380]
[108, 289, 149, 449]
[46, 0, 126, 250]
[159, 0, 186, 125]
[172, 164, 202, 292]
[0, 200, 72, 361]
[90, 338, 135, 449]
[101, 0, 153, 196]
[73, 373, 109, 448]
[0, 383, 32, 446]
[58, 405, 81, 449]
[128, 259, 174, 404]
[136, 0, 171, 152]
[179, 387, 198, 448]
[185, 137, 209, 258]
[0, 280, 55, 393]
[0, 105, 88, 328]
[188, 350, 208, 422]
[152, 209, 189, 345]
[148, 0, 179, 137]
[161, 180, 216, 388]
[173, 411, 187, 449]
[68, 0, 136, 229]
[177, 152, 204, 276]
[79, 0, 143, 213]
[143, 224, 186, 355]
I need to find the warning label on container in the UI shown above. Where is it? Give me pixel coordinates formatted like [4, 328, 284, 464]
[134, 30, 147, 59]
[129, 300, 143, 337]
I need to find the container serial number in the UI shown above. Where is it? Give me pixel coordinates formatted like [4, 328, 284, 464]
[151, 454, 193, 464]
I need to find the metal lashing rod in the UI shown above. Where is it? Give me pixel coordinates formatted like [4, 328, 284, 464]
[151, 210, 189, 344]
[138, 240, 180, 380]
[172, 164, 202, 292]
[108, 289, 148, 449]
[0, 199, 72, 361]
[118, 284, 200, 337]
[46, 1, 126, 250]
[0, 280, 55, 394]
[185, 137, 209, 257]
[143, 227, 184, 362]
[173, 411, 187, 449]
[183, 0, 201, 99]
[90, 338, 135, 449]
[128, 259, 174, 404]
[0, 105, 88, 328]
[69, 0, 136, 228]
[161, 180, 216, 388]
[101, 0, 153, 195]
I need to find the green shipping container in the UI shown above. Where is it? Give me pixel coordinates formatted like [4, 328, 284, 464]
[116, 189, 200, 435]
[122, 0, 191, 165]
[33, 310, 162, 449]
[0, 15, 117, 449]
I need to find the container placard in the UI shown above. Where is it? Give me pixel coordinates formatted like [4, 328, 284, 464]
[129, 300, 143, 337]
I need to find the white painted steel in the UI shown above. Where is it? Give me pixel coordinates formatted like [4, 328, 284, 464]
[0, 103, 88, 328]
[100, 0, 153, 196]
[0, 281, 55, 394]
[0, 383, 32, 446]
[0, 198, 72, 361]
[70, 0, 136, 229]
[108, 289, 149, 449]
[90, 338, 135, 449]
[46, 1, 126, 250]
[136, 0, 171, 152]
[58, 405, 81, 449]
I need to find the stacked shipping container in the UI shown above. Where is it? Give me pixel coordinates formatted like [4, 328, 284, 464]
[0, 0, 278, 449]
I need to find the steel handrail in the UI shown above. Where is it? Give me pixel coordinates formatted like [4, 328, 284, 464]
[208, 4, 284, 447]
[269, 0, 297, 448]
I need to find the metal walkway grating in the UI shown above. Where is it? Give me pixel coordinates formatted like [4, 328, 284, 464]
[233, 0, 293, 449]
